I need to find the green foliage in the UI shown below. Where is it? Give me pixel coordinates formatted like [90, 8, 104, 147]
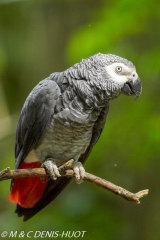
[67, 0, 160, 63]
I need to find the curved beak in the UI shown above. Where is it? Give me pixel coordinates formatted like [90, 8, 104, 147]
[122, 77, 142, 100]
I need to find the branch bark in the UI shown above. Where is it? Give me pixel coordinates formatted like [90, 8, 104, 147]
[0, 159, 149, 204]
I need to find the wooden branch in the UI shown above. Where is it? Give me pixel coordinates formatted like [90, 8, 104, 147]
[0, 159, 149, 204]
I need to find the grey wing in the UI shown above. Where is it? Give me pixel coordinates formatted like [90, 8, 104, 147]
[15, 79, 61, 169]
[15, 103, 110, 221]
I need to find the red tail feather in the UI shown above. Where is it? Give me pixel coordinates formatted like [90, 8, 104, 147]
[9, 161, 48, 208]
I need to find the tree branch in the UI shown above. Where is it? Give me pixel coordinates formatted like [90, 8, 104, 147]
[0, 159, 149, 204]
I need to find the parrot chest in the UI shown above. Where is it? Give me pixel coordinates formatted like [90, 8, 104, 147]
[34, 113, 95, 165]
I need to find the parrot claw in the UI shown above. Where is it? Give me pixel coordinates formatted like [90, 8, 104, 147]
[42, 158, 61, 180]
[72, 161, 85, 184]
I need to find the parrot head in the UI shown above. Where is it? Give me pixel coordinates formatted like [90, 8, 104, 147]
[87, 53, 142, 101]
[105, 61, 142, 100]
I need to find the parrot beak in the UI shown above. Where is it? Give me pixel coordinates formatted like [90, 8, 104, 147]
[122, 77, 142, 100]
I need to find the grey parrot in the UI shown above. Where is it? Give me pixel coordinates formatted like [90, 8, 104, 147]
[9, 53, 142, 221]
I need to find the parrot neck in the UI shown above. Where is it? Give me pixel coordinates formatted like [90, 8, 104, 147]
[65, 65, 121, 107]
[62, 70, 105, 109]
[72, 80, 109, 109]
[92, 69, 121, 100]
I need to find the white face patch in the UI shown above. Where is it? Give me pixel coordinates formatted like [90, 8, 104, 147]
[105, 63, 137, 85]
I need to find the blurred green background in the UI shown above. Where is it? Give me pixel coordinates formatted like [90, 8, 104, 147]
[0, 0, 160, 239]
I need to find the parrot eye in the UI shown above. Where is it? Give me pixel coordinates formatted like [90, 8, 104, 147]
[115, 66, 122, 73]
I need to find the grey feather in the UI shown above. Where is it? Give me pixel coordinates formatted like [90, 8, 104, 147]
[15, 104, 109, 221]
[15, 80, 61, 168]
[12, 53, 141, 220]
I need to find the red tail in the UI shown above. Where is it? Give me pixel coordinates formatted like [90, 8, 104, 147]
[9, 161, 48, 208]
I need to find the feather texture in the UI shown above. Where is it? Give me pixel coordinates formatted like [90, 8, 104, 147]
[10, 53, 141, 221]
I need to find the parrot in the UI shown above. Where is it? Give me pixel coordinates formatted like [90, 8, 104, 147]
[9, 53, 142, 221]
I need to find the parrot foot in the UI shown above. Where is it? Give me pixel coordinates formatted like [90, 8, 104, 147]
[72, 161, 85, 184]
[42, 158, 61, 180]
